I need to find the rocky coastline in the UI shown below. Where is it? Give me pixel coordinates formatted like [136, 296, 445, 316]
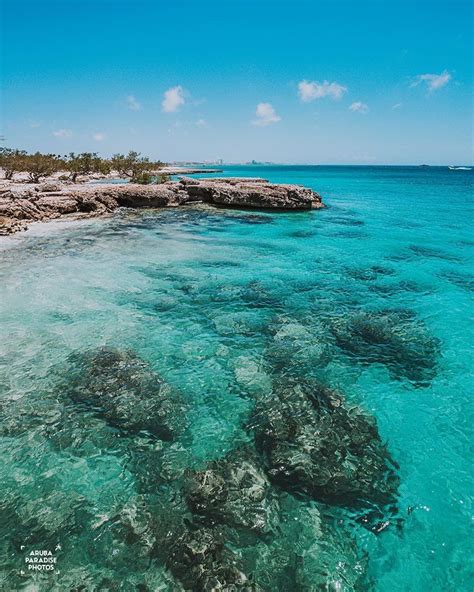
[0, 176, 324, 236]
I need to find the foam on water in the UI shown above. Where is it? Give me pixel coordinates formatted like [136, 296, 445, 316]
[0, 166, 472, 590]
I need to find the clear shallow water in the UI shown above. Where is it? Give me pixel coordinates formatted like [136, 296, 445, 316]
[0, 165, 472, 591]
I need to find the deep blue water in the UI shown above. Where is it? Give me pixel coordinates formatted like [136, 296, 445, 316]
[0, 165, 472, 591]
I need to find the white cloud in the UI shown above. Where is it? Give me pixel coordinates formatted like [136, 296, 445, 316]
[252, 102, 281, 127]
[126, 95, 142, 111]
[28, 120, 41, 128]
[411, 70, 451, 92]
[392, 102, 403, 110]
[52, 129, 72, 138]
[92, 132, 106, 141]
[298, 79, 347, 102]
[162, 85, 185, 113]
[195, 118, 207, 127]
[349, 101, 369, 114]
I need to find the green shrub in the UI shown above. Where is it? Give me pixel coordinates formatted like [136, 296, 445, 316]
[111, 151, 151, 178]
[0, 148, 166, 183]
[66, 152, 111, 182]
[0, 148, 27, 180]
[23, 152, 63, 183]
[130, 171, 153, 184]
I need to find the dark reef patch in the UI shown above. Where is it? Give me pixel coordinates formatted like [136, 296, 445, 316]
[62, 347, 188, 441]
[184, 445, 279, 535]
[328, 230, 369, 239]
[384, 252, 414, 263]
[439, 269, 474, 292]
[331, 308, 440, 385]
[329, 217, 365, 226]
[150, 498, 257, 592]
[368, 280, 429, 296]
[249, 379, 399, 528]
[240, 280, 283, 310]
[165, 525, 255, 591]
[347, 265, 396, 281]
[199, 259, 243, 269]
[288, 229, 316, 238]
[232, 213, 275, 225]
[408, 244, 462, 263]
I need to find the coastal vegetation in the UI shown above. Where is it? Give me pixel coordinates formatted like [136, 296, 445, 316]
[66, 152, 111, 182]
[0, 147, 167, 184]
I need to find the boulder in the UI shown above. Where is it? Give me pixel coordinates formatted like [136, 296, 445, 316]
[39, 181, 63, 192]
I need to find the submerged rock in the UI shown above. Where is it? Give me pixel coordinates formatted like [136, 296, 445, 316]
[184, 446, 279, 535]
[347, 265, 395, 281]
[250, 379, 399, 524]
[151, 496, 257, 591]
[331, 308, 440, 385]
[239, 495, 373, 592]
[264, 315, 331, 376]
[166, 526, 255, 591]
[63, 347, 188, 441]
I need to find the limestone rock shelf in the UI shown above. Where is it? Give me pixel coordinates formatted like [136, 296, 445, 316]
[0, 177, 324, 235]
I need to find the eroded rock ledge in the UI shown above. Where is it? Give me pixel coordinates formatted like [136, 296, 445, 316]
[0, 177, 324, 235]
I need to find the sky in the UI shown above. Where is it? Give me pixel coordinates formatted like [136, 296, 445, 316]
[1, 0, 472, 164]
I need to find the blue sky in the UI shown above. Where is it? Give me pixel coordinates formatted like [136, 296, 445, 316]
[1, 0, 472, 164]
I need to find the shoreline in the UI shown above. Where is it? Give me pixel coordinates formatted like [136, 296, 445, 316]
[0, 176, 324, 236]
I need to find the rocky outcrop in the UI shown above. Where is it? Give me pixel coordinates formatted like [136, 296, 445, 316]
[0, 178, 323, 235]
[182, 178, 322, 210]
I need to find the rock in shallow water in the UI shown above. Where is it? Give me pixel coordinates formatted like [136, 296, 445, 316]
[184, 180, 323, 210]
[62, 347, 188, 441]
[184, 445, 279, 535]
[250, 379, 399, 525]
[166, 526, 255, 591]
[0, 177, 324, 234]
[331, 308, 440, 386]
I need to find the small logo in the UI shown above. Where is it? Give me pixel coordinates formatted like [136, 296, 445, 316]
[20, 545, 61, 575]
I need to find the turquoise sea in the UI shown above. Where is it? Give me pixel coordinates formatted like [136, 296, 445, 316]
[0, 165, 473, 591]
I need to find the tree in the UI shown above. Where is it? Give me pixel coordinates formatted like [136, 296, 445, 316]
[0, 148, 166, 183]
[0, 148, 27, 180]
[23, 152, 63, 183]
[66, 152, 110, 182]
[130, 171, 171, 184]
[111, 151, 151, 178]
